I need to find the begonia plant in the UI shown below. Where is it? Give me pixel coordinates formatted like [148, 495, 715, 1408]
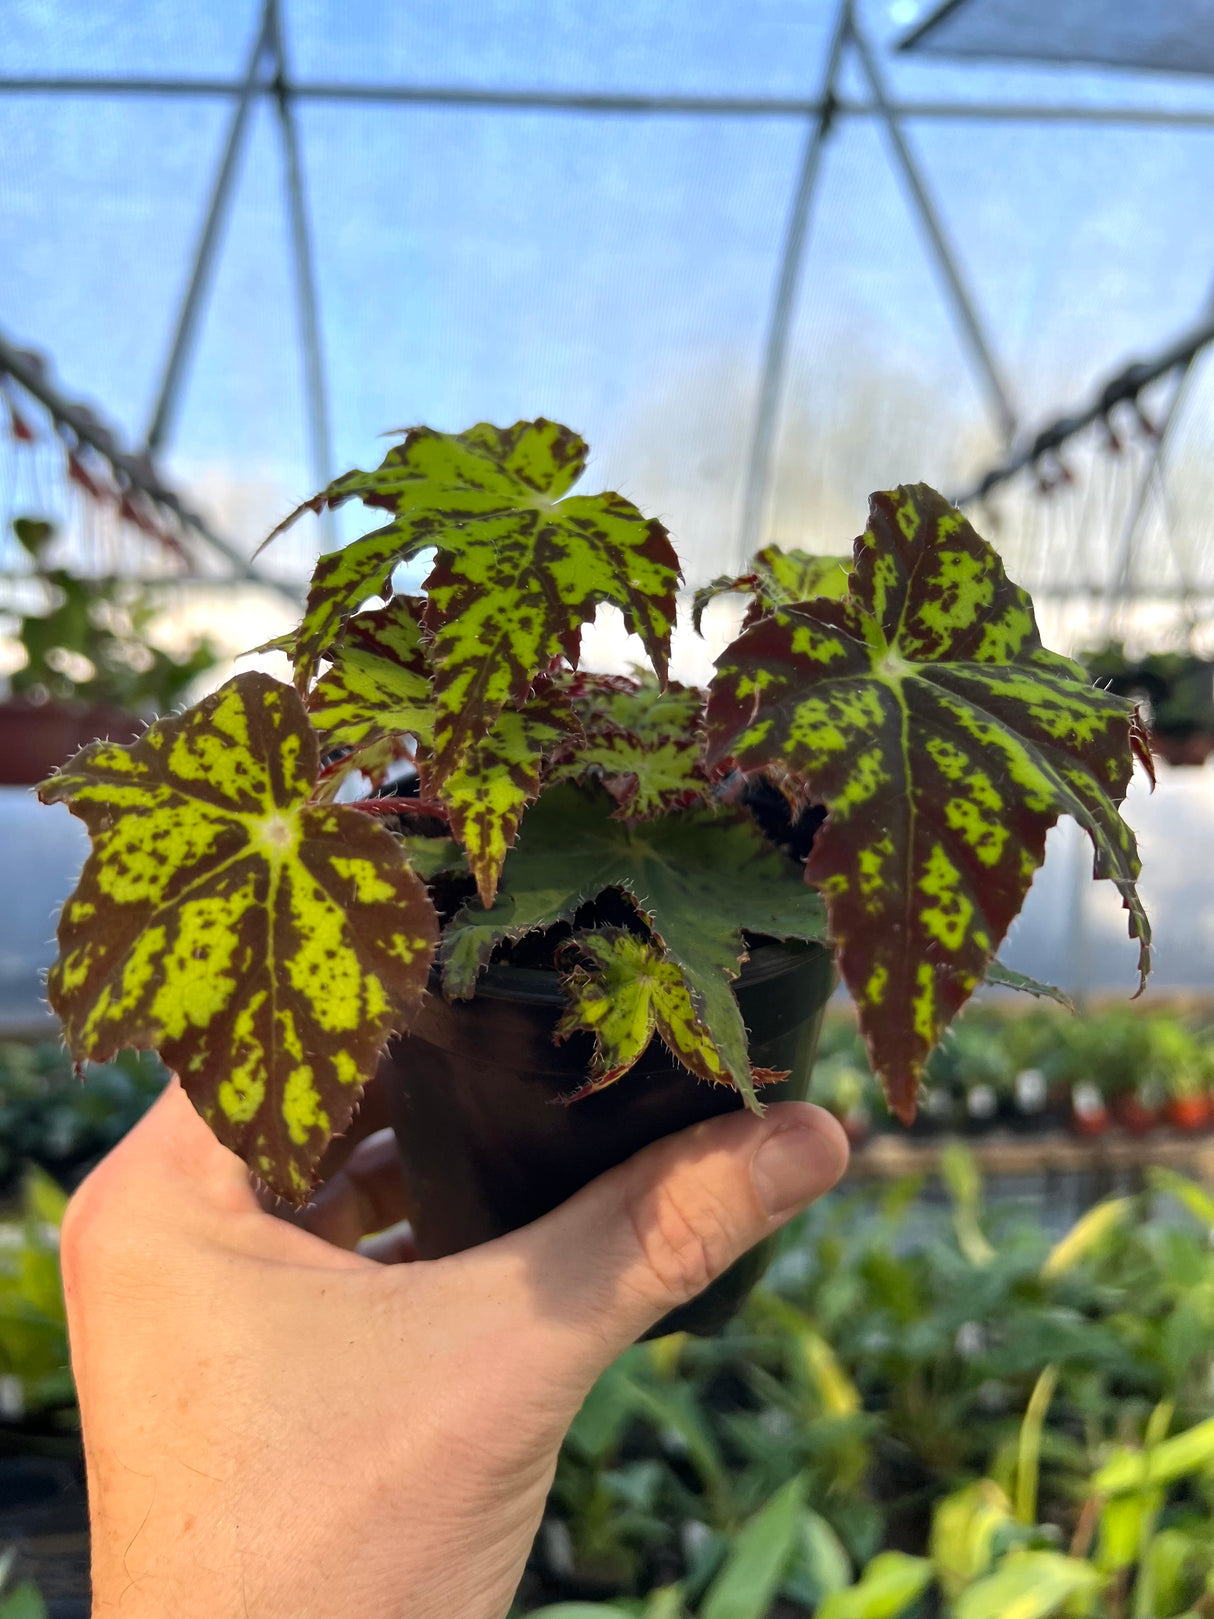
[37, 420, 1151, 1202]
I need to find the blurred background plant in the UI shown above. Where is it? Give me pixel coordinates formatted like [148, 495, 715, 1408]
[813, 1005, 1214, 1145]
[0, 1548, 50, 1619]
[3, 517, 219, 719]
[4, 1042, 1214, 1615]
[509, 1156, 1214, 1617]
[0, 1170, 72, 1439]
[0, 1046, 168, 1200]
[1081, 645, 1214, 770]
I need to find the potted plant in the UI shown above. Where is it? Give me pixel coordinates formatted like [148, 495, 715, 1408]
[35, 418, 1152, 1332]
[1152, 1017, 1212, 1133]
[1, 516, 220, 785]
[1082, 641, 1214, 768]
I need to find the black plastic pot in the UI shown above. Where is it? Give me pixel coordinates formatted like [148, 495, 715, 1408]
[379, 937, 836, 1336]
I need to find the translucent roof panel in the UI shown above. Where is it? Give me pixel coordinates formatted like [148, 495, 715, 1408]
[902, 0, 1214, 79]
[3, 0, 1214, 609]
[4, 0, 1214, 1007]
[0, 92, 233, 436]
[286, 0, 835, 96]
[2, 4, 247, 77]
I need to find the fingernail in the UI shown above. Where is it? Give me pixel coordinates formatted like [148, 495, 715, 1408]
[753, 1124, 825, 1218]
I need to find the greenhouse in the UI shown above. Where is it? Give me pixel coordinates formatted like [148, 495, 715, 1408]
[1, 0, 1213, 1614]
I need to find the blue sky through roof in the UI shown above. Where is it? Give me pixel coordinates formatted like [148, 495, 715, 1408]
[3, 0, 1214, 1004]
[2, 0, 1214, 589]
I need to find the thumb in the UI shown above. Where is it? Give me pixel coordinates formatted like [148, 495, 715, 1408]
[493, 1101, 848, 1382]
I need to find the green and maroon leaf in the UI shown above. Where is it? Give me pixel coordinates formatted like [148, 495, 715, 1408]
[549, 675, 710, 819]
[757, 544, 852, 607]
[311, 734, 417, 805]
[396, 835, 467, 882]
[433, 678, 581, 906]
[692, 546, 852, 635]
[247, 628, 300, 658]
[556, 929, 788, 1097]
[442, 782, 829, 1108]
[985, 960, 1073, 1009]
[280, 424, 681, 765]
[705, 484, 1150, 1123]
[38, 673, 438, 1202]
[307, 596, 433, 751]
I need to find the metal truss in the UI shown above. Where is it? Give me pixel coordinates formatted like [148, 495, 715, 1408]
[3, 80, 1213, 129]
[953, 314, 1214, 508]
[5, 5, 1211, 579]
[739, 0, 1016, 564]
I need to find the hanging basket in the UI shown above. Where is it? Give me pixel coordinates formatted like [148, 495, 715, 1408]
[0, 698, 142, 788]
[1082, 647, 1214, 769]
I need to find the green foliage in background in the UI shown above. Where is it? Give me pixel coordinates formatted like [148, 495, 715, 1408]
[6, 516, 220, 716]
[1082, 643, 1214, 742]
[0, 1550, 47, 1619]
[513, 1155, 1214, 1617]
[0, 1043, 168, 1195]
[4, 1033, 1214, 1614]
[812, 1003, 1214, 1129]
[0, 1168, 72, 1427]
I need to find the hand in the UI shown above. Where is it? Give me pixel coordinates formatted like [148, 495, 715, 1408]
[62, 1076, 848, 1618]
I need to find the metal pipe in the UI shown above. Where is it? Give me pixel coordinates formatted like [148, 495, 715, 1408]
[143, 2, 274, 456]
[1101, 275, 1214, 626]
[267, 2, 334, 531]
[848, 14, 1017, 446]
[953, 314, 1214, 506]
[4, 77, 1214, 128]
[0, 328, 298, 601]
[736, 0, 851, 567]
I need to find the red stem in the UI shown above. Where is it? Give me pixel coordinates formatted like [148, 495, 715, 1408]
[347, 796, 449, 822]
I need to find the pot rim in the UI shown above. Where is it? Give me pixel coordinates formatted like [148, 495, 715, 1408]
[431, 934, 833, 1008]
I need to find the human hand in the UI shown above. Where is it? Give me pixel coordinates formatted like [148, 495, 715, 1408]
[62, 1076, 847, 1618]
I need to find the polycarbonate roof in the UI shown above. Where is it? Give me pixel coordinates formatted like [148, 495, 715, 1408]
[2, 0, 1214, 610]
[3, 0, 1214, 1017]
[903, 0, 1214, 79]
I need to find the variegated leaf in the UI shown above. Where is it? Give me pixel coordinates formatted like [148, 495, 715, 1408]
[549, 673, 710, 819]
[310, 734, 416, 805]
[39, 673, 438, 1203]
[307, 596, 433, 750]
[396, 835, 467, 881]
[273, 421, 680, 781]
[435, 678, 580, 906]
[442, 782, 828, 1109]
[706, 484, 1150, 1123]
[556, 929, 787, 1097]
[985, 960, 1073, 1009]
[692, 545, 852, 635]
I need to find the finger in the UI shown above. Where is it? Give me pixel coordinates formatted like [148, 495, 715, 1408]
[480, 1102, 848, 1386]
[357, 1220, 417, 1264]
[288, 1129, 412, 1251]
